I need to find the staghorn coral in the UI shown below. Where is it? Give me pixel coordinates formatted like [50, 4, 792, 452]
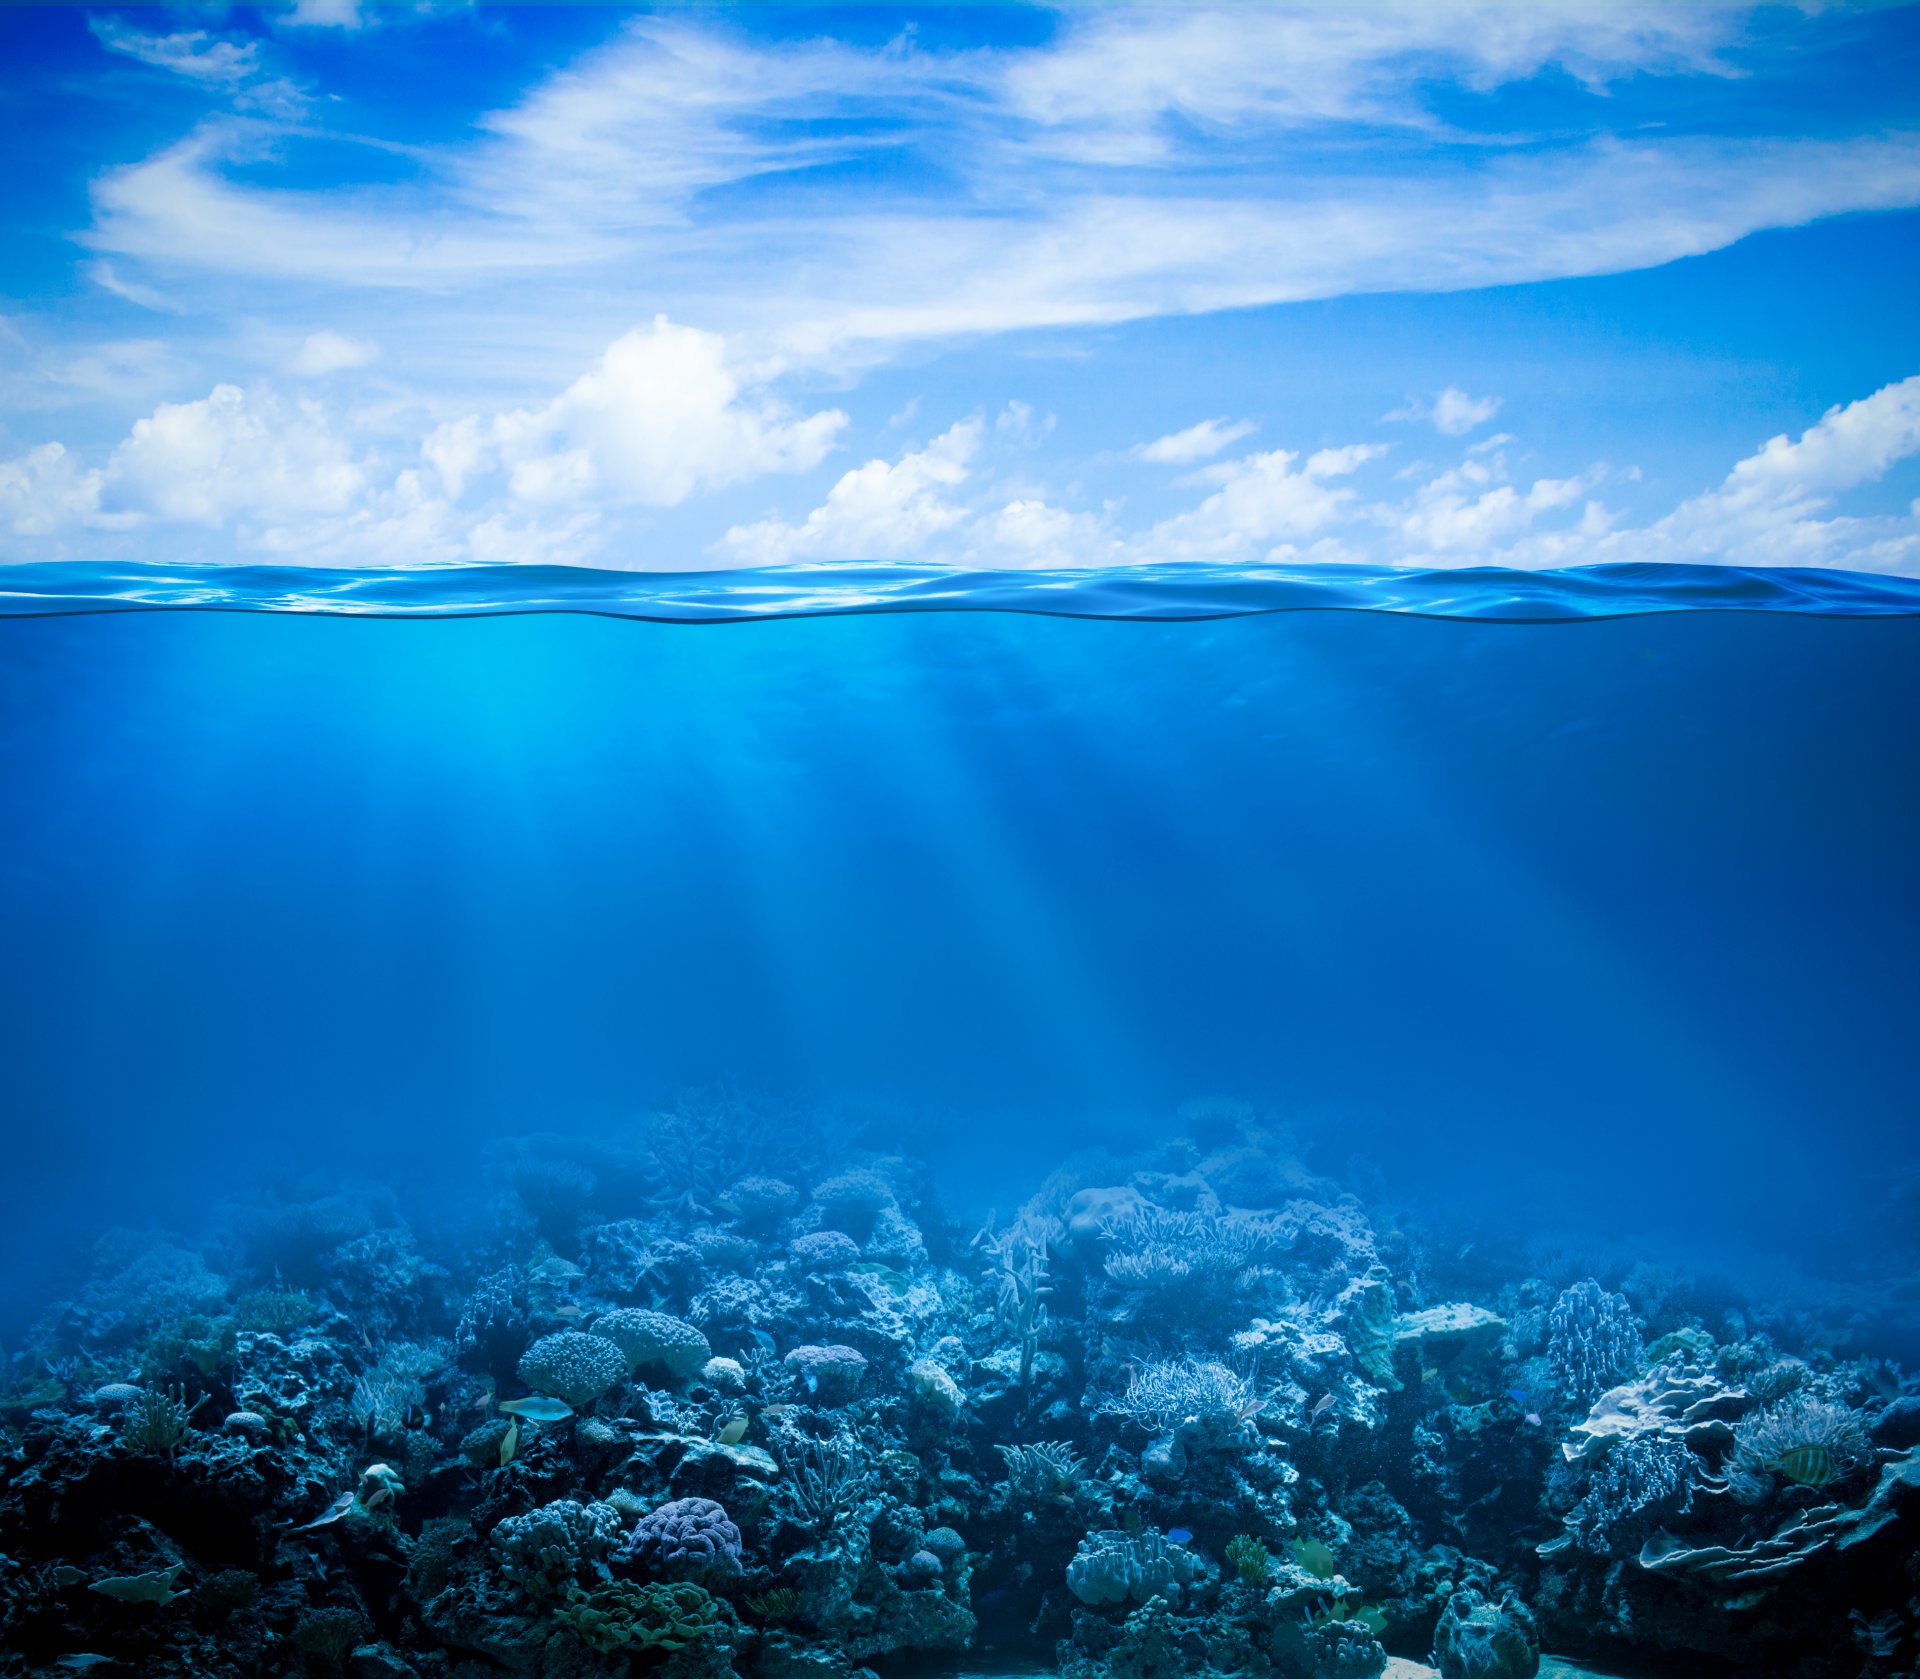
[1110, 1356, 1263, 1439]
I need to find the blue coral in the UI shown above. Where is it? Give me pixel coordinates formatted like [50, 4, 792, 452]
[621, 1496, 743, 1577]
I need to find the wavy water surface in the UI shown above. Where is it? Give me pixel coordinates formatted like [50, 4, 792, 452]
[3, 559, 1920, 623]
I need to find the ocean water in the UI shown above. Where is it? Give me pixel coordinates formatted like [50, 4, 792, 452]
[1, 560, 1917, 1678]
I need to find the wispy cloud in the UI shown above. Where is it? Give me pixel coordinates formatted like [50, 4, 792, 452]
[1132, 419, 1258, 465]
[1387, 388, 1502, 437]
[5, 6, 1917, 572]
[73, 13, 1920, 371]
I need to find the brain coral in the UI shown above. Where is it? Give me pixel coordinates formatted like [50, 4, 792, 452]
[517, 1332, 628, 1408]
[592, 1309, 711, 1382]
[621, 1497, 743, 1577]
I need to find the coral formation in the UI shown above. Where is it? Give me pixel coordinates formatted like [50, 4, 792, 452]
[0, 1096, 1909, 1679]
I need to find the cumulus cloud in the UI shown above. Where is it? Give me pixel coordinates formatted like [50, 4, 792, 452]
[433, 317, 845, 510]
[103, 384, 368, 528]
[1636, 376, 1920, 569]
[716, 420, 982, 566]
[1388, 387, 1503, 436]
[1132, 419, 1257, 465]
[1138, 445, 1387, 562]
[0, 445, 108, 537]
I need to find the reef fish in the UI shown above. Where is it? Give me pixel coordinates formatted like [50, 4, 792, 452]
[286, 1491, 355, 1532]
[500, 1417, 519, 1466]
[498, 1396, 574, 1422]
[1770, 1443, 1837, 1486]
[716, 1415, 750, 1446]
[1165, 1528, 1193, 1545]
[1310, 1393, 1335, 1420]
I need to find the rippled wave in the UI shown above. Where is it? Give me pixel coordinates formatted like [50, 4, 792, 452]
[3, 560, 1919, 623]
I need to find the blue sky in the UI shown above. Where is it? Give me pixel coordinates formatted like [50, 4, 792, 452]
[2, 2, 1918, 572]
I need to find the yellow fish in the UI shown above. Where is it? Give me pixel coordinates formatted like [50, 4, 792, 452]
[500, 1417, 519, 1467]
[1770, 1444, 1835, 1486]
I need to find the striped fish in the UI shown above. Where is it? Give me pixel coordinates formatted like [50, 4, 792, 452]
[1770, 1443, 1835, 1486]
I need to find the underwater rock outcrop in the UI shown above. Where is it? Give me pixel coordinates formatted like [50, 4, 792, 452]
[0, 1095, 1911, 1679]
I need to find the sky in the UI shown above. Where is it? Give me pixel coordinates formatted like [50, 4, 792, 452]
[1, 2, 1918, 573]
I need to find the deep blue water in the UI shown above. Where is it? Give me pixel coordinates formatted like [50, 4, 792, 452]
[3, 561, 1918, 1343]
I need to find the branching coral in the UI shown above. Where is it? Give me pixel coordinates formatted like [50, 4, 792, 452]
[1098, 1206, 1286, 1304]
[994, 1440, 1087, 1506]
[773, 1428, 870, 1536]
[120, 1383, 204, 1456]
[1111, 1356, 1264, 1439]
[1547, 1279, 1645, 1405]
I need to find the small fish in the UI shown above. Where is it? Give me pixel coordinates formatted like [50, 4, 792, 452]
[749, 1329, 778, 1357]
[1165, 1528, 1193, 1545]
[1310, 1393, 1336, 1420]
[1506, 1387, 1529, 1405]
[716, 1414, 749, 1447]
[1524, 1412, 1543, 1428]
[499, 1417, 519, 1466]
[498, 1396, 574, 1422]
[1770, 1443, 1836, 1486]
[287, 1491, 355, 1532]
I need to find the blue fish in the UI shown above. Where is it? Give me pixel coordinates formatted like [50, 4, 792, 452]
[1166, 1528, 1193, 1545]
[1505, 1387, 1529, 1404]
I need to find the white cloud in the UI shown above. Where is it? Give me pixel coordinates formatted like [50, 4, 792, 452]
[0, 445, 107, 537]
[1132, 418, 1257, 465]
[90, 21, 262, 87]
[717, 419, 982, 566]
[1636, 376, 1920, 568]
[1138, 445, 1386, 562]
[283, 0, 364, 29]
[71, 13, 1920, 372]
[1387, 387, 1503, 436]
[1397, 456, 1602, 552]
[288, 331, 378, 377]
[102, 384, 368, 527]
[967, 499, 1120, 570]
[443, 317, 846, 510]
[1000, 4, 1741, 154]
[89, 18, 305, 118]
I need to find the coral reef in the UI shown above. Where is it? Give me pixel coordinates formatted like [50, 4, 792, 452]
[0, 1094, 1910, 1679]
